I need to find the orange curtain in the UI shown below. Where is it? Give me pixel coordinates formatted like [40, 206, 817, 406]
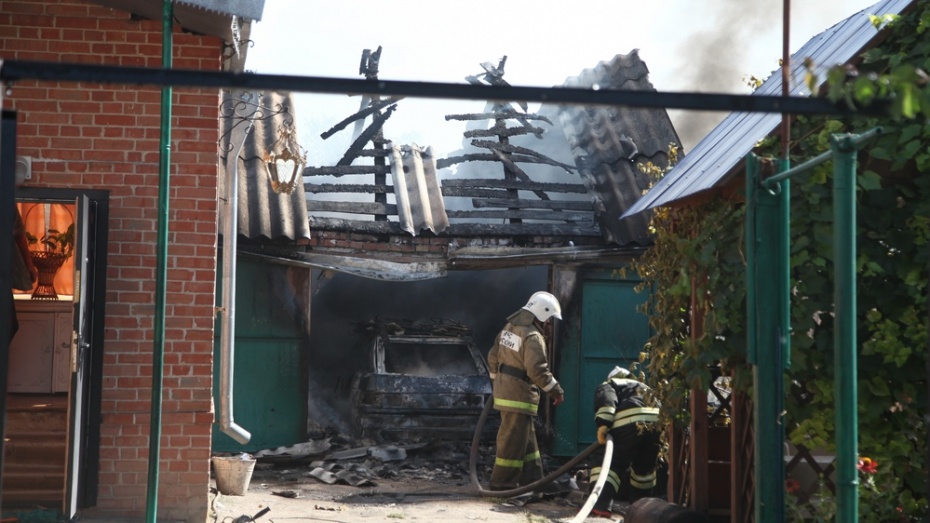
[16, 202, 75, 297]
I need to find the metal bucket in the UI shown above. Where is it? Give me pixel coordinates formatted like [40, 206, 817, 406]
[212, 455, 256, 496]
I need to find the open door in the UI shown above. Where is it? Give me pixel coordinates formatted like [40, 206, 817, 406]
[65, 194, 90, 518]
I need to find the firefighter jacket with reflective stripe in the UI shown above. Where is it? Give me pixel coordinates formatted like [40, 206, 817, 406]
[594, 377, 659, 429]
[487, 309, 563, 416]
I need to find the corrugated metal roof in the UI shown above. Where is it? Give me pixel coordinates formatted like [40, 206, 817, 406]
[88, 0, 263, 42]
[388, 144, 450, 236]
[219, 91, 311, 241]
[622, 0, 914, 218]
[550, 50, 681, 244]
[176, 0, 264, 21]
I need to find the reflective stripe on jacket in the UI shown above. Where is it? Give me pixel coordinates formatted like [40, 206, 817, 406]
[487, 309, 563, 415]
[594, 377, 659, 428]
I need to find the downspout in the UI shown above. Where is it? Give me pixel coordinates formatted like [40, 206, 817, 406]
[145, 1, 172, 521]
[217, 105, 252, 445]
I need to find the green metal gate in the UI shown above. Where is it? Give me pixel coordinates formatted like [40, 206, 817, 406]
[212, 256, 308, 453]
[553, 269, 650, 456]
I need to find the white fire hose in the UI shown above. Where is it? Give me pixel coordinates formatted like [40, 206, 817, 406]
[570, 434, 614, 523]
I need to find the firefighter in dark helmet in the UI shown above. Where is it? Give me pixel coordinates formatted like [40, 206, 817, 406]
[588, 365, 661, 518]
[486, 291, 565, 491]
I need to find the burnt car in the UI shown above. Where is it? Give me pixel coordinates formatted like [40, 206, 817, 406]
[349, 318, 498, 442]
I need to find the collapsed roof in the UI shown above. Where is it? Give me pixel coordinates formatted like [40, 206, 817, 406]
[277, 51, 680, 249]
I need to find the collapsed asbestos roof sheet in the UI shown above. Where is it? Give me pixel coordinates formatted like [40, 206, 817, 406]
[548, 50, 681, 245]
[622, 0, 914, 218]
[219, 91, 312, 241]
[388, 144, 449, 236]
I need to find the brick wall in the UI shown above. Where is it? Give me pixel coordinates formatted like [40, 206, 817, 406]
[1, 1, 222, 521]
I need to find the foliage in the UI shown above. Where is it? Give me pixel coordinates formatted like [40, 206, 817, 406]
[628, 148, 749, 429]
[631, 2, 929, 520]
[25, 223, 75, 258]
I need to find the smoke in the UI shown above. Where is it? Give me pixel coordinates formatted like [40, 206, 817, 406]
[670, 1, 781, 151]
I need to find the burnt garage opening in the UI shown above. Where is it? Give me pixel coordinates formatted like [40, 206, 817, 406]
[307, 265, 548, 439]
[381, 336, 479, 377]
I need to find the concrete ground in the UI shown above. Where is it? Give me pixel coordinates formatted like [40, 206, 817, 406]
[206, 457, 625, 523]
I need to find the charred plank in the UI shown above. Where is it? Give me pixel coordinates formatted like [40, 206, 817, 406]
[439, 187, 510, 199]
[437, 153, 571, 170]
[447, 209, 594, 221]
[441, 178, 587, 193]
[463, 126, 545, 139]
[308, 217, 602, 237]
[472, 197, 594, 211]
[305, 183, 393, 194]
[304, 165, 392, 176]
[307, 200, 397, 215]
[444, 112, 552, 123]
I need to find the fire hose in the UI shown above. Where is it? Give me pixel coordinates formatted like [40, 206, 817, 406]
[468, 397, 611, 508]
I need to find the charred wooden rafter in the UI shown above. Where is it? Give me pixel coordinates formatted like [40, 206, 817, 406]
[320, 97, 401, 139]
[336, 104, 396, 166]
[464, 56, 528, 112]
[490, 148, 549, 201]
[474, 140, 575, 171]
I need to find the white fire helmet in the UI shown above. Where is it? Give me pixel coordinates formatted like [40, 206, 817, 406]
[608, 366, 631, 380]
[522, 291, 562, 322]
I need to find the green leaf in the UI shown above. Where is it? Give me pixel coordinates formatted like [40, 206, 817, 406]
[867, 377, 891, 397]
[858, 170, 883, 191]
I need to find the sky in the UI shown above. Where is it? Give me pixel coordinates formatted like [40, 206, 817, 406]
[245, 0, 880, 164]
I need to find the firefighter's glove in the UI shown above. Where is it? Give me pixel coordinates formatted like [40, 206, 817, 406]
[597, 425, 609, 445]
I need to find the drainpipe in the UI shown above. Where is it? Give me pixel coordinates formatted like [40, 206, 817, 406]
[145, 1, 172, 521]
[217, 102, 252, 445]
[831, 133, 858, 523]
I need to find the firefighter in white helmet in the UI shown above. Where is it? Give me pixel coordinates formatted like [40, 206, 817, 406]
[587, 365, 661, 518]
[486, 291, 565, 491]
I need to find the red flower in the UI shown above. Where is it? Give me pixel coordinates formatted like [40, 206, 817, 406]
[786, 479, 801, 493]
[857, 457, 878, 475]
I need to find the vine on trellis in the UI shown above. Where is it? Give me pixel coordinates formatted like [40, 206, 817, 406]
[630, 4, 929, 520]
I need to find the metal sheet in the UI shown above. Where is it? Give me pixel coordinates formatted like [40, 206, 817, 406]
[623, 0, 914, 217]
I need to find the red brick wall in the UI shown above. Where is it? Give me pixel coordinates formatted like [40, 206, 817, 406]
[1, 1, 222, 521]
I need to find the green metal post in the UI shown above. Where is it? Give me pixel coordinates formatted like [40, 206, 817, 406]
[778, 157, 791, 370]
[145, 1, 172, 521]
[831, 133, 859, 523]
[746, 155, 757, 366]
[746, 153, 787, 523]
